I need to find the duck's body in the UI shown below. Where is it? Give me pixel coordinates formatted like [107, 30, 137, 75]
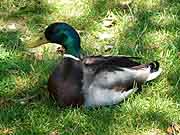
[48, 54, 161, 107]
[27, 22, 162, 107]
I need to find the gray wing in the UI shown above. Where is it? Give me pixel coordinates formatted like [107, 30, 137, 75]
[82, 56, 161, 107]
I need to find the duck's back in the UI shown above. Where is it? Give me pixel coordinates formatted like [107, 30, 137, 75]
[48, 58, 84, 107]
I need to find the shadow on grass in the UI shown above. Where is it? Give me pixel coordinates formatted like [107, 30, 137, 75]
[0, 0, 56, 33]
[0, 31, 23, 51]
[0, 95, 117, 134]
[0, 28, 58, 98]
[140, 111, 172, 129]
[167, 62, 180, 103]
[173, 37, 180, 52]
[0, 97, 175, 134]
[163, 0, 180, 104]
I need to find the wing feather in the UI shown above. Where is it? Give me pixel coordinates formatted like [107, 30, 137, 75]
[82, 56, 142, 74]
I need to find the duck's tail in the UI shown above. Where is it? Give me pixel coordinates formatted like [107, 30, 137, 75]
[146, 61, 162, 81]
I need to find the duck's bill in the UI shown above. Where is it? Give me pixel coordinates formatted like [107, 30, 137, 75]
[26, 33, 49, 48]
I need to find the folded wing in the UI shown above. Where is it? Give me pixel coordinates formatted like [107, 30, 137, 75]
[82, 56, 161, 107]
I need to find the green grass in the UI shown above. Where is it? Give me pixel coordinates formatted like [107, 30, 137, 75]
[0, 0, 180, 134]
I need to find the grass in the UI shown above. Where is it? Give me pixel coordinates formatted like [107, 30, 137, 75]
[0, 0, 180, 134]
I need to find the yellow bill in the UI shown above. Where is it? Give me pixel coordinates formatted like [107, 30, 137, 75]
[26, 33, 49, 48]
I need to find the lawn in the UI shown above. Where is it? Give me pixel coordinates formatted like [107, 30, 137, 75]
[0, 0, 180, 134]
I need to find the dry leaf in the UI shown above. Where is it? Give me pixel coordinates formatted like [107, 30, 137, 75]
[102, 11, 116, 27]
[102, 19, 115, 27]
[0, 128, 13, 135]
[0, 98, 12, 107]
[177, 52, 180, 57]
[104, 45, 113, 52]
[117, 0, 133, 10]
[49, 130, 59, 135]
[146, 129, 162, 135]
[7, 23, 17, 30]
[167, 123, 180, 135]
[98, 32, 113, 40]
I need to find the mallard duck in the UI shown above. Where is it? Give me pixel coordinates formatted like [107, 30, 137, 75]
[27, 22, 162, 107]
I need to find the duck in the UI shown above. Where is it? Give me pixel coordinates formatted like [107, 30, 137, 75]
[26, 22, 162, 107]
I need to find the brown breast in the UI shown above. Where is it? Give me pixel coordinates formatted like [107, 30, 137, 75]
[48, 58, 84, 107]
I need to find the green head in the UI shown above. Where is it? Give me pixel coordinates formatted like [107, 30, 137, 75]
[27, 22, 81, 58]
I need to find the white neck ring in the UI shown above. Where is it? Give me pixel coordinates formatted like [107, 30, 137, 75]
[64, 54, 80, 61]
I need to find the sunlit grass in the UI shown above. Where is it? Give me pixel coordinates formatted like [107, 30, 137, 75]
[0, 0, 180, 134]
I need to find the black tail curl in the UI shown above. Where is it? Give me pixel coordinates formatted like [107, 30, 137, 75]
[149, 61, 160, 73]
